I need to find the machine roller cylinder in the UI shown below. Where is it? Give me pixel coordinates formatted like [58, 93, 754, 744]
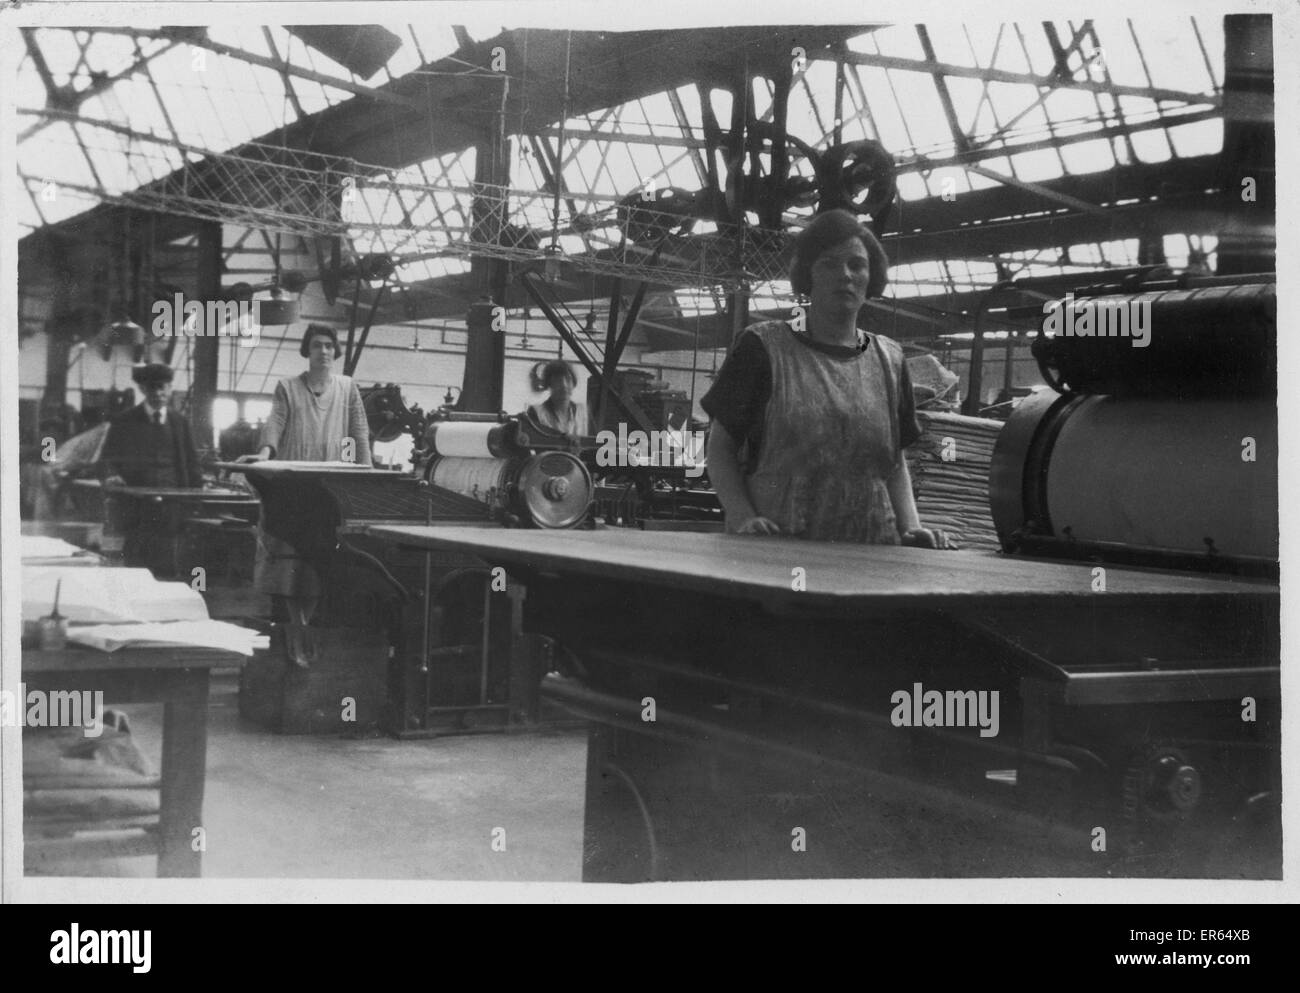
[990, 389, 1277, 567]
[426, 421, 511, 459]
[427, 451, 593, 528]
[1031, 282, 1274, 400]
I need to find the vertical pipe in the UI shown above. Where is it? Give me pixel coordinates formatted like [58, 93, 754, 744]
[189, 220, 222, 449]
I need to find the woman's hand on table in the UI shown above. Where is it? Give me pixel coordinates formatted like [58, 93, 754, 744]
[734, 515, 783, 536]
[901, 526, 960, 550]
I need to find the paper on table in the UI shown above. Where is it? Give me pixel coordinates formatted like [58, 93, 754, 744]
[245, 461, 368, 470]
[22, 567, 210, 624]
[67, 620, 269, 656]
[20, 535, 96, 560]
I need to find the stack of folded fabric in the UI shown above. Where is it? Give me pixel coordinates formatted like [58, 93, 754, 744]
[905, 411, 1004, 552]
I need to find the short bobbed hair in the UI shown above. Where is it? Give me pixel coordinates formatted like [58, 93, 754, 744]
[789, 209, 890, 299]
[300, 323, 342, 359]
[540, 359, 577, 389]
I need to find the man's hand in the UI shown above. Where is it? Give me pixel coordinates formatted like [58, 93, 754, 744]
[234, 453, 263, 464]
[103, 474, 126, 489]
[734, 516, 783, 536]
[901, 527, 960, 550]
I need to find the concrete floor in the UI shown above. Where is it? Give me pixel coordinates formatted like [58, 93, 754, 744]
[44, 672, 589, 880]
[25, 675, 1279, 883]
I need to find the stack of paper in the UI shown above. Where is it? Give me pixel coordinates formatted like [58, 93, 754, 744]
[22, 567, 210, 624]
[67, 620, 269, 656]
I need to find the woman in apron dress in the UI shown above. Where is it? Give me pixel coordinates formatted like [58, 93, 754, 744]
[240, 324, 373, 664]
[703, 209, 957, 549]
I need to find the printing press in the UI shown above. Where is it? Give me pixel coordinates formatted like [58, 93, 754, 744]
[357, 277, 1279, 880]
[224, 403, 600, 735]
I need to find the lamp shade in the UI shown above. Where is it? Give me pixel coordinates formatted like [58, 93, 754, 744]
[256, 295, 298, 326]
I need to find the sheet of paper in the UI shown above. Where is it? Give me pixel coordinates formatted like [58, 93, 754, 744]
[20, 535, 97, 560]
[67, 620, 269, 656]
[22, 567, 210, 624]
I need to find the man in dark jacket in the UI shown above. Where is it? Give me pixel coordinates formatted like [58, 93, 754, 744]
[101, 363, 202, 488]
[100, 363, 203, 571]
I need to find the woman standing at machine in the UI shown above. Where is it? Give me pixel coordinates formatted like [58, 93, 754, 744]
[243, 324, 373, 663]
[526, 359, 587, 438]
[703, 209, 956, 548]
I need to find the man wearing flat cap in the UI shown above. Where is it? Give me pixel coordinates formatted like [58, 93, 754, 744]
[101, 363, 202, 488]
[100, 363, 203, 571]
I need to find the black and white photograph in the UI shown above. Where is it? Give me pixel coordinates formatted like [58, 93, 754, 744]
[0, 1, 1293, 903]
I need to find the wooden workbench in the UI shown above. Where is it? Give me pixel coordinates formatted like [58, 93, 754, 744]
[357, 526, 1279, 880]
[22, 644, 238, 877]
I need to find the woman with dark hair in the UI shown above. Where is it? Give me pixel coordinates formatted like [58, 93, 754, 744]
[251, 324, 371, 465]
[702, 209, 955, 548]
[242, 324, 374, 660]
[526, 359, 586, 437]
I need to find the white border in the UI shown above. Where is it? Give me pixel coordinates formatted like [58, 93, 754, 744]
[1, 0, 1295, 905]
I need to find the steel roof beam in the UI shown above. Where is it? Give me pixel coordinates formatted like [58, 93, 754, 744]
[820, 48, 1220, 107]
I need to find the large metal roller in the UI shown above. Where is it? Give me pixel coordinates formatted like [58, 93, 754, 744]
[995, 278, 1278, 574]
[427, 451, 592, 529]
[1030, 282, 1275, 399]
[991, 388, 1277, 571]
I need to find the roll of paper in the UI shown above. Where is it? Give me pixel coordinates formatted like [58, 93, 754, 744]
[430, 422, 497, 458]
[430, 457, 510, 505]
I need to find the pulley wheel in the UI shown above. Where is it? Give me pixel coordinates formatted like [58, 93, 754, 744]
[518, 451, 592, 528]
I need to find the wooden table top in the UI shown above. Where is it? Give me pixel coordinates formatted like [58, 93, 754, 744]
[215, 461, 398, 477]
[75, 481, 258, 502]
[361, 525, 1277, 606]
[23, 645, 243, 674]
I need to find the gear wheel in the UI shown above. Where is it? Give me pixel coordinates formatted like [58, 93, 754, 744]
[1118, 744, 1202, 855]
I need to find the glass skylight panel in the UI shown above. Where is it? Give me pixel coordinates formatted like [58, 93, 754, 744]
[206, 25, 268, 60]
[19, 121, 90, 189]
[894, 171, 929, 202]
[964, 167, 1000, 192]
[850, 25, 925, 63]
[33, 28, 83, 89]
[943, 76, 987, 137]
[1166, 118, 1223, 158]
[1008, 146, 1065, 183]
[856, 66, 911, 154]
[1132, 17, 1214, 92]
[1100, 238, 1139, 265]
[405, 23, 462, 65]
[1128, 126, 1173, 164]
[920, 23, 977, 69]
[1058, 137, 1116, 176]
[708, 88, 733, 129]
[82, 31, 141, 77]
[1043, 88, 1107, 138]
[889, 70, 953, 153]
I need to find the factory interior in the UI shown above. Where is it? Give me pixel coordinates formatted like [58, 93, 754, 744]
[8, 13, 1281, 888]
